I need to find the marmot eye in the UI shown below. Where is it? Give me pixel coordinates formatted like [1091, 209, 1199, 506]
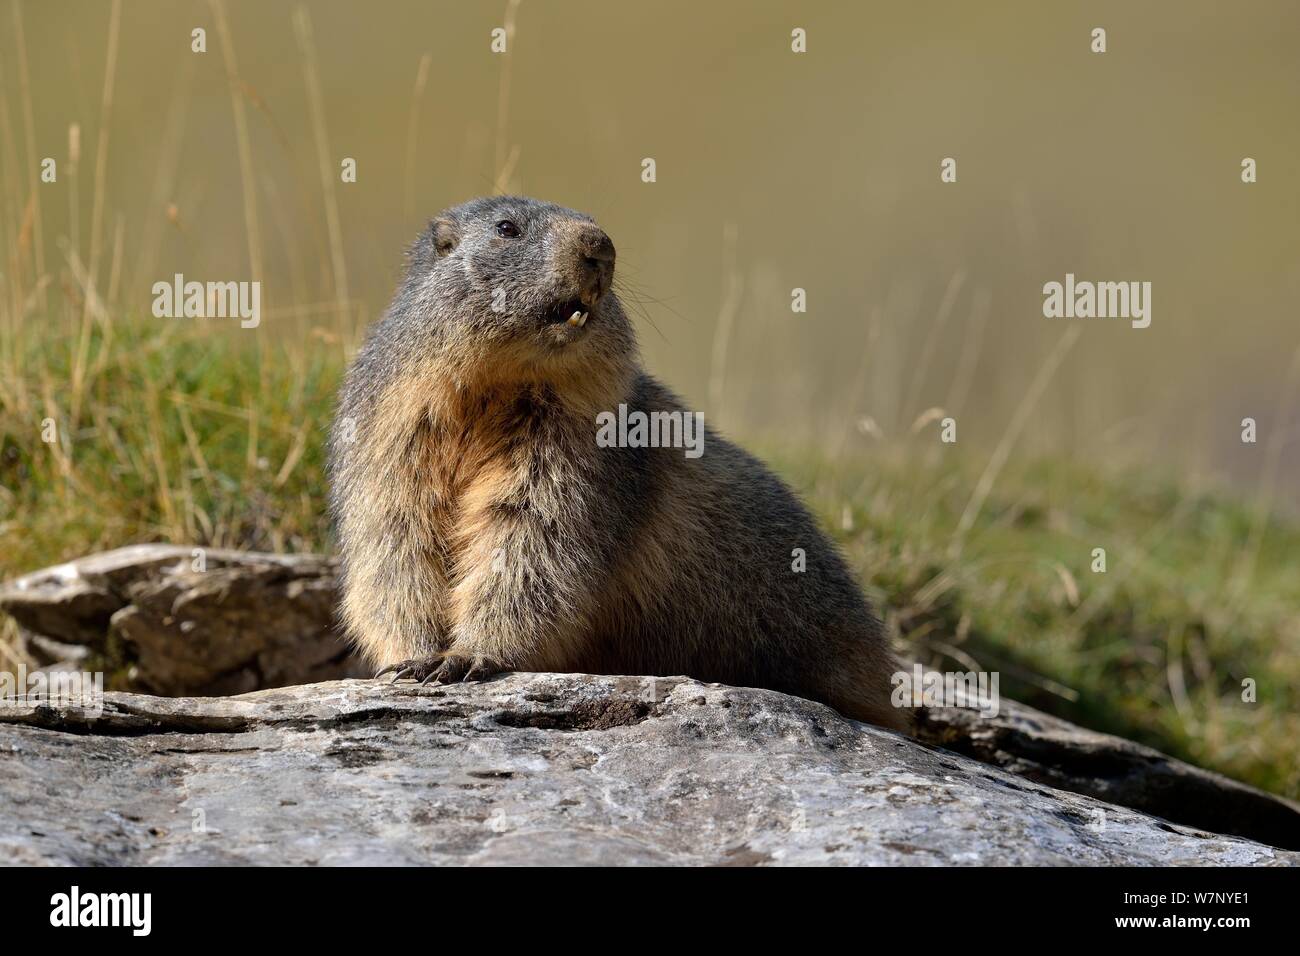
[495, 220, 521, 239]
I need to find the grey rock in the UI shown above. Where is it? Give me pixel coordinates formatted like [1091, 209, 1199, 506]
[917, 696, 1300, 851]
[0, 545, 364, 695]
[4, 545, 1300, 856]
[0, 673, 1293, 866]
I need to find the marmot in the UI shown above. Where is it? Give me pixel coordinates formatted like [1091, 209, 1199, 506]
[327, 196, 908, 732]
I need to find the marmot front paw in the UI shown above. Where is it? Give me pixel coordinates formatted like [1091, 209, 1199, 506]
[375, 653, 504, 685]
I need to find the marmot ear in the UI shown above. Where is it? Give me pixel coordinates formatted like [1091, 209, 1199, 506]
[431, 217, 460, 258]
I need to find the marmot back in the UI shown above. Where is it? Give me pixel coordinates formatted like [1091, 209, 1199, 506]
[327, 196, 908, 732]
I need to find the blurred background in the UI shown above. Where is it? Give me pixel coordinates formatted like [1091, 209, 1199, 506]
[6, 0, 1299, 477]
[0, 1, 1297, 797]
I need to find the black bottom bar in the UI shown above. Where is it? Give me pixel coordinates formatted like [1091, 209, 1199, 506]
[0, 865, 1285, 941]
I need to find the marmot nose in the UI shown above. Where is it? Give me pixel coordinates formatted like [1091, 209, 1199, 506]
[573, 225, 615, 306]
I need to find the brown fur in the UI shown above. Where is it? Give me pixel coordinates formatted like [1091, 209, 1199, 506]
[328, 197, 910, 732]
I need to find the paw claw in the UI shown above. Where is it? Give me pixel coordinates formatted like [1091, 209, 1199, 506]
[463, 660, 497, 682]
[376, 653, 504, 686]
[375, 656, 442, 684]
[441, 658, 465, 682]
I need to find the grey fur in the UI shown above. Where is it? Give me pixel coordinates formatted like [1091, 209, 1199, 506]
[328, 197, 906, 731]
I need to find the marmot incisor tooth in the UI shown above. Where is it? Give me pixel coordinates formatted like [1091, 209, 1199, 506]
[327, 196, 908, 732]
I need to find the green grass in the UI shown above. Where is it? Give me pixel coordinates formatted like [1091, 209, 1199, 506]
[2, 318, 1297, 800]
[772, 444, 1300, 799]
[0, 317, 344, 571]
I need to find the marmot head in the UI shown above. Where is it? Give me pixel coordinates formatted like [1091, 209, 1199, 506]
[402, 196, 636, 383]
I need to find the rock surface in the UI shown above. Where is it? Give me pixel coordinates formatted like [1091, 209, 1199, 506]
[3, 545, 1299, 856]
[0, 673, 1294, 866]
[0, 545, 362, 695]
[917, 698, 1300, 851]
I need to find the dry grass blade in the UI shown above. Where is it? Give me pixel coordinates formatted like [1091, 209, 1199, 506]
[949, 326, 1081, 558]
[707, 222, 742, 421]
[293, 4, 350, 321]
[493, 0, 525, 193]
[404, 52, 433, 218]
[10, 0, 45, 311]
[909, 406, 947, 435]
[1232, 340, 1300, 595]
[84, 0, 123, 309]
[902, 270, 966, 420]
[209, 0, 265, 288]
